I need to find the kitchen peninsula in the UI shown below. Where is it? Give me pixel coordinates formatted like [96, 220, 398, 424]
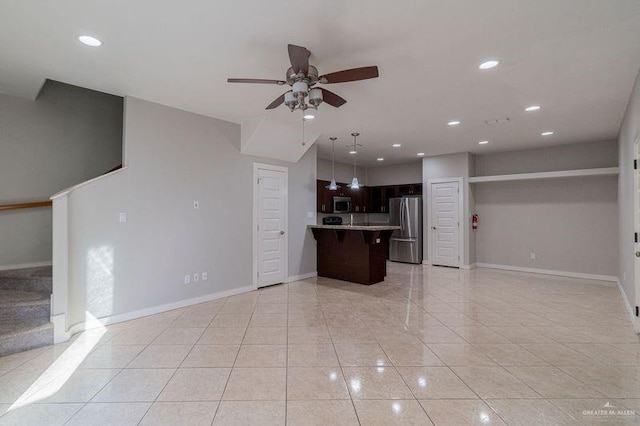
[309, 224, 400, 285]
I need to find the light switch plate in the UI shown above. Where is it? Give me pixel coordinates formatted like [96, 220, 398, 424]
[202, 272, 208, 281]
[193, 200, 199, 210]
[307, 211, 314, 219]
[193, 273, 199, 282]
[118, 212, 127, 223]
[184, 274, 191, 284]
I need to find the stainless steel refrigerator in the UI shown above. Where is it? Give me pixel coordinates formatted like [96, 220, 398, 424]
[389, 196, 423, 264]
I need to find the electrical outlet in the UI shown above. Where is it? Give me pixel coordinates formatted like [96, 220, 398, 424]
[307, 211, 314, 219]
[184, 274, 191, 284]
[193, 200, 199, 210]
[530, 252, 536, 260]
[118, 212, 127, 223]
[193, 273, 199, 282]
[202, 272, 208, 281]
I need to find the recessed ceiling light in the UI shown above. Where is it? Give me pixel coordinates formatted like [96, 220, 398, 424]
[448, 120, 461, 126]
[303, 113, 315, 120]
[349, 150, 357, 155]
[392, 143, 401, 148]
[541, 131, 554, 136]
[377, 158, 384, 161]
[479, 59, 500, 70]
[525, 105, 541, 112]
[78, 35, 102, 47]
[417, 152, 425, 157]
[478, 140, 489, 145]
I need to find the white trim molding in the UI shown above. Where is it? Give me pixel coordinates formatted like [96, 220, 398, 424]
[476, 263, 617, 283]
[469, 167, 619, 184]
[0, 261, 52, 271]
[617, 279, 637, 330]
[51, 314, 71, 344]
[253, 162, 289, 290]
[460, 263, 477, 270]
[285, 272, 317, 283]
[62, 285, 255, 340]
[426, 177, 465, 267]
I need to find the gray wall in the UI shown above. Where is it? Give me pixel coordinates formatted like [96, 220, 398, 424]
[367, 161, 422, 186]
[65, 97, 316, 327]
[474, 177, 618, 276]
[422, 152, 473, 265]
[474, 140, 618, 175]
[618, 67, 640, 305]
[473, 141, 618, 277]
[0, 80, 123, 268]
[317, 158, 366, 185]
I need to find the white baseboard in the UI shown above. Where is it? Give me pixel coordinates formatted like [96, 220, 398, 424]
[476, 263, 617, 283]
[0, 261, 52, 271]
[422, 260, 430, 265]
[285, 272, 317, 283]
[51, 314, 71, 344]
[59, 284, 255, 342]
[461, 263, 477, 270]
[616, 279, 637, 330]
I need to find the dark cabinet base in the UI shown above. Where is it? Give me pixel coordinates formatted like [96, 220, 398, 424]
[311, 228, 394, 285]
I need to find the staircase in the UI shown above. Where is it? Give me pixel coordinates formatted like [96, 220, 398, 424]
[0, 266, 54, 356]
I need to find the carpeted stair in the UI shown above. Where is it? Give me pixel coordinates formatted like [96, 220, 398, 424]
[0, 266, 53, 356]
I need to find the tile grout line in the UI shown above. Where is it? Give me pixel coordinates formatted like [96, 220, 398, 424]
[322, 298, 362, 426]
[135, 304, 219, 425]
[210, 295, 255, 424]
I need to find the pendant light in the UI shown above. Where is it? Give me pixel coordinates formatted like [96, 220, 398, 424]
[348, 132, 360, 189]
[325, 137, 341, 190]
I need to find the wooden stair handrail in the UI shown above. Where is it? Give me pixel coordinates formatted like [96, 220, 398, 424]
[0, 201, 53, 212]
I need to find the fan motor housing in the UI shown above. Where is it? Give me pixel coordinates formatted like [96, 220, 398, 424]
[287, 65, 319, 86]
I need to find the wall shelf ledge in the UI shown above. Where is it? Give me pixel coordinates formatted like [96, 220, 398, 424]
[469, 167, 619, 184]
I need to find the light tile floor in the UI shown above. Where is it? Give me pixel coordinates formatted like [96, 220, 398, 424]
[1, 263, 640, 424]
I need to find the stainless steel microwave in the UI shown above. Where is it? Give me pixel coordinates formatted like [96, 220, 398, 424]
[333, 196, 352, 213]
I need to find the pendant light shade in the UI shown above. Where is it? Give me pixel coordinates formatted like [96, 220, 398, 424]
[326, 137, 341, 190]
[348, 132, 361, 189]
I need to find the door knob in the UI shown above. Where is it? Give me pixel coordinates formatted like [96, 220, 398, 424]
[432, 226, 436, 230]
[280, 231, 285, 235]
[636, 251, 640, 258]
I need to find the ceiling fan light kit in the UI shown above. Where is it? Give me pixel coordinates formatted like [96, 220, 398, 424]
[228, 44, 379, 115]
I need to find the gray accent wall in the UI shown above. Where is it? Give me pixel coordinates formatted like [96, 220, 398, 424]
[474, 176, 618, 276]
[64, 97, 316, 328]
[473, 141, 618, 277]
[0, 80, 123, 268]
[618, 67, 640, 307]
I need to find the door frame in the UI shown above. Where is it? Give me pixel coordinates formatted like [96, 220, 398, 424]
[426, 177, 464, 267]
[253, 162, 288, 290]
[634, 138, 640, 331]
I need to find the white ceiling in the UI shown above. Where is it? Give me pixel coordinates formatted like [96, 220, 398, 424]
[1, 0, 640, 166]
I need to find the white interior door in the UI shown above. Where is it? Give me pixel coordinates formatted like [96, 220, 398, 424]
[256, 166, 287, 287]
[430, 181, 460, 267]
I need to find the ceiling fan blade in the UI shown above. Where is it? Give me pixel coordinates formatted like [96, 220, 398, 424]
[319, 88, 347, 108]
[288, 44, 310, 75]
[266, 93, 286, 110]
[320, 66, 379, 83]
[227, 78, 286, 85]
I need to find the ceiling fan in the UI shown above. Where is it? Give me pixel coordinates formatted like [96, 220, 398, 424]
[227, 44, 379, 115]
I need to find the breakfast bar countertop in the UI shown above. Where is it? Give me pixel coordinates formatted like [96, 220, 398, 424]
[307, 224, 400, 231]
